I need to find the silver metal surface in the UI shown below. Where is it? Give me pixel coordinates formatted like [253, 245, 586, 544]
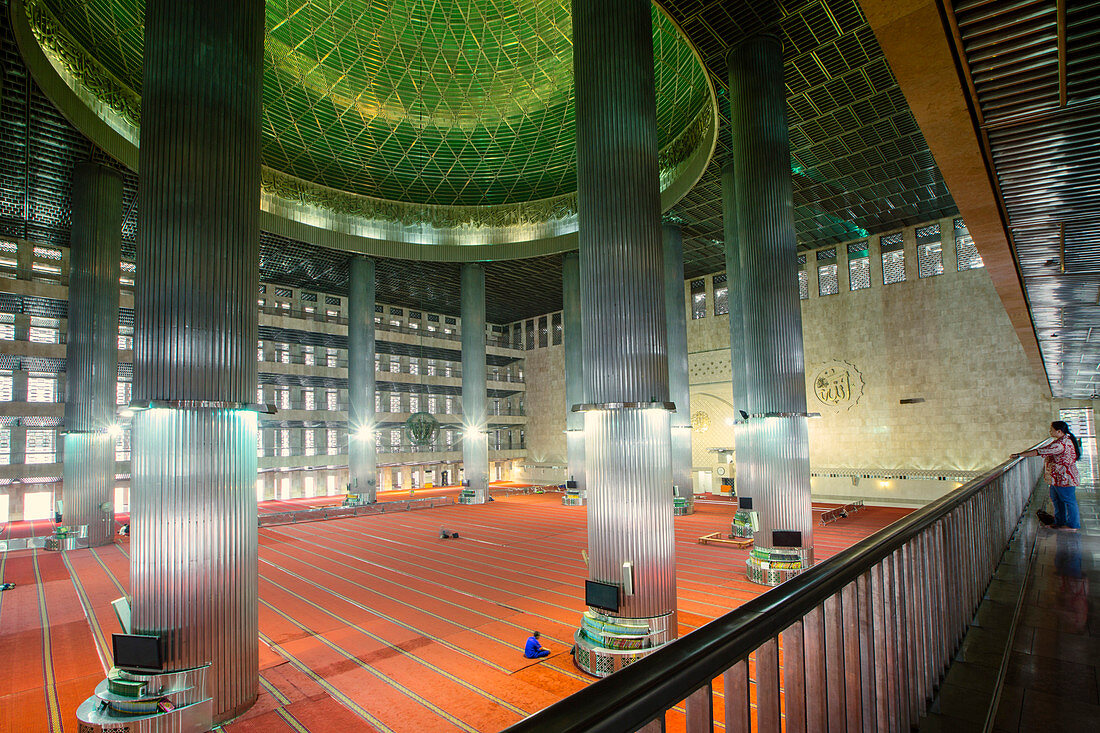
[727, 35, 813, 571]
[347, 256, 377, 500]
[945, 0, 1100, 398]
[572, 0, 675, 652]
[130, 408, 259, 722]
[575, 0, 668, 406]
[460, 263, 489, 495]
[572, 402, 676, 412]
[563, 251, 586, 492]
[128, 0, 263, 721]
[584, 406, 675, 620]
[722, 161, 749, 474]
[663, 221, 694, 505]
[62, 434, 114, 545]
[63, 162, 121, 546]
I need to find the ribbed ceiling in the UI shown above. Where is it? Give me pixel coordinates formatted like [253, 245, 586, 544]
[1, 0, 962, 323]
[946, 0, 1100, 398]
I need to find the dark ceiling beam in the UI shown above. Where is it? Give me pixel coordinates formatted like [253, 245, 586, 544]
[858, 0, 1049, 395]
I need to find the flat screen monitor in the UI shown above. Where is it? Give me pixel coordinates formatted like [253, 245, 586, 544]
[112, 634, 163, 673]
[738, 496, 753, 510]
[565, 480, 578, 489]
[772, 530, 803, 548]
[585, 580, 620, 613]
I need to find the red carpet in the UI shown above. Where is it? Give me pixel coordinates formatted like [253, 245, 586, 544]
[0, 494, 909, 732]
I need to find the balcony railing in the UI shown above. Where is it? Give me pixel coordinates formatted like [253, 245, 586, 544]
[503, 448, 1045, 733]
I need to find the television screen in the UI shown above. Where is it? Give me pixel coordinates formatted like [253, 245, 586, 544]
[565, 480, 578, 489]
[585, 580, 620, 613]
[772, 530, 803, 548]
[113, 634, 163, 672]
[738, 496, 753, 510]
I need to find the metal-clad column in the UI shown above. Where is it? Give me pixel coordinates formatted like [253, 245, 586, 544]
[728, 35, 814, 585]
[129, 0, 263, 721]
[348, 256, 377, 501]
[663, 220, 693, 513]
[722, 161, 751, 495]
[460, 263, 488, 502]
[63, 163, 121, 547]
[572, 0, 676, 677]
[562, 251, 585, 497]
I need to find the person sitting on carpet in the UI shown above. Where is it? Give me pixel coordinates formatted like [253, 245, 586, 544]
[524, 631, 550, 659]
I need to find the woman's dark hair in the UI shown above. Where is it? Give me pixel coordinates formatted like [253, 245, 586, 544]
[1051, 421, 1082, 461]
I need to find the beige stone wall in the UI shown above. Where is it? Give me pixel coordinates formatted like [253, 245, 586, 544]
[510, 220, 1096, 499]
[520, 342, 567, 475]
[686, 238, 1062, 482]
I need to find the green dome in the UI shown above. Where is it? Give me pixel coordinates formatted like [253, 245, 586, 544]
[18, 0, 716, 253]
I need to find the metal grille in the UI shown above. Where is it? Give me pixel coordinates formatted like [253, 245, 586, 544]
[882, 250, 905, 284]
[552, 312, 562, 345]
[916, 223, 943, 278]
[713, 273, 728, 316]
[880, 232, 905, 284]
[816, 248, 837, 295]
[818, 263, 838, 295]
[538, 315, 548, 348]
[690, 278, 706, 319]
[848, 240, 870, 290]
[954, 218, 983, 271]
[798, 269, 808, 300]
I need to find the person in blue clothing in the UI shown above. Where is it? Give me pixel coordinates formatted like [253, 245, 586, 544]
[524, 631, 550, 659]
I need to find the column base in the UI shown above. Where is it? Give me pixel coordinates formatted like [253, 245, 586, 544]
[76, 665, 212, 732]
[746, 546, 814, 586]
[573, 610, 674, 677]
[562, 489, 587, 506]
[457, 488, 488, 504]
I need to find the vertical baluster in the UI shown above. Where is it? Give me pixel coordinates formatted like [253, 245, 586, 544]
[782, 622, 807, 733]
[871, 563, 889, 731]
[803, 605, 827, 731]
[724, 659, 751, 733]
[824, 593, 846, 731]
[920, 531, 936, 699]
[638, 718, 665, 733]
[901, 544, 920, 725]
[685, 681, 713, 733]
[842, 581, 863, 731]
[935, 521, 950, 676]
[889, 551, 909, 732]
[756, 638, 782, 733]
[857, 573, 878, 732]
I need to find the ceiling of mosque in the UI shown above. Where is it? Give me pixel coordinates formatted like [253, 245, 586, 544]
[25, 0, 713, 218]
[939, 0, 1100, 399]
[2, 0, 960, 321]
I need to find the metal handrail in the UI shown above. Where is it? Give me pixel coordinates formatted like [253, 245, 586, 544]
[503, 448, 1045, 733]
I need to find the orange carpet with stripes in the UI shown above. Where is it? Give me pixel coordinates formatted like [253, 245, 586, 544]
[0, 493, 909, 732]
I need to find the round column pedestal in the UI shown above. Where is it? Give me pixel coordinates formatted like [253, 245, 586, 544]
[746, 546, 814, 587]
[573, 610, 675, 678]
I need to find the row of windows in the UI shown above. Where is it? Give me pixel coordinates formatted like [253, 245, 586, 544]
[508, 313, 564, 350]
[692, 220, 986, 315]
[0, 425, 526, 465]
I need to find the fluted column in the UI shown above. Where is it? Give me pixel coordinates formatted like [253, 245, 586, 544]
[572, 0, 676, 676]
[562, 251, 585, 495]
[728, 35, 814, 585]
[460, 263, 488, 501]
[347, 256, 377, 501]
[722, 161, 750, 493]
[63, 163, 122, 547]
[663, 220, 693, 512]
[129, 0, 263, 721]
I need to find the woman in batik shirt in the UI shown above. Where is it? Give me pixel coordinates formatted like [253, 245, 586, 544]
[1014, 420, 1081, 531]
